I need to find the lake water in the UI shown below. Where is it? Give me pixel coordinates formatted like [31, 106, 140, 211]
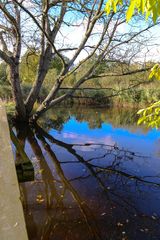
[13, 106, 160, 240]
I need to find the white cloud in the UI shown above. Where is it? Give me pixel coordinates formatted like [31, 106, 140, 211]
[55, 18, 104, 63]
[55, 17, 160, 64]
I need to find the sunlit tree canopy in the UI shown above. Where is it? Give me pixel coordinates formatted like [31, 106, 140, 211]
[105, 0, 160, 22]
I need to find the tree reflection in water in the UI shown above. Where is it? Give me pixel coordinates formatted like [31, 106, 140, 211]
[39, 105, 140, 132]
[12, 121, 160, 240]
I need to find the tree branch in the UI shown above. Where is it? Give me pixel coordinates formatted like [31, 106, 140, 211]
[0, 49, 14, 65]
[13, 0, 66, 65]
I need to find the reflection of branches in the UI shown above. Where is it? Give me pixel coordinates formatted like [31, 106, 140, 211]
[73, 142, 148, 158]
[35, 124, 156, 186]
[27, 128, 61, 209]
[96, 167, 160, 187]
[36, 132, 103, 240]
[35, 124, 111, 197]
[14, 122, 160, 239]
[35, 124, 160, 218]
[10, 128, 31, 164]
[15, 126, 71, 239]
[33, 125, 143, 214]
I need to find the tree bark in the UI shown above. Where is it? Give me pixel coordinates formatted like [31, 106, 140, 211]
[25, 45, 52, 114]
[10, 63, 27, 121]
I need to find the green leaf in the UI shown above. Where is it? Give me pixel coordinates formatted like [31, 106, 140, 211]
[105, 0, 112, 15]
[126, 1, 136, 22]
[137, 108, 145, 114]
[152, 4, 158, 23]
[105, 0, 160, 23]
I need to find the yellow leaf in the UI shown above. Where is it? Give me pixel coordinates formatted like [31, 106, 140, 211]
[137, 108, 145, 115]
[38, 169, 44, 174]
[126, 0, 136, 22]
[36, 194, 45, 203]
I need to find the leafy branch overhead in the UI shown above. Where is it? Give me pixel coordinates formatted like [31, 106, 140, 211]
[149, 64, 160, 80]
[137, 101, 160, 128]
[105, 0, 160, 22]
[137, 60, 160, 128]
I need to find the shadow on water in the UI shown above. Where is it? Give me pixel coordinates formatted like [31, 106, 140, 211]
[12, 106, 160, 240]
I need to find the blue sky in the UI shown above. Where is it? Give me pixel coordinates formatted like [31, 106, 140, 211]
[50, 116, 160, 157]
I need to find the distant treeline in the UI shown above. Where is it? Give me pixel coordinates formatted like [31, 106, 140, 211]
[0, 49, 159, 107]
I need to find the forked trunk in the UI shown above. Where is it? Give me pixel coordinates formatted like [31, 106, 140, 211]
[25, 45, 52, 114]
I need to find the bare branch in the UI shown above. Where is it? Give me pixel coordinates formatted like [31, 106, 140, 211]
[13, 0, 66, 65]
[88, 66, 151, 79]
[0, 49, 13, 65]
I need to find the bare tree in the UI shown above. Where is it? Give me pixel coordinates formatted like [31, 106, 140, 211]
[0, 0, 158, 121]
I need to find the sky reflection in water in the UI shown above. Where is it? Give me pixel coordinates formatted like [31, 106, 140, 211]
[16, 107, 160, 240]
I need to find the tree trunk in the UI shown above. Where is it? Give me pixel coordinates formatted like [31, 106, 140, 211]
[25, 45, 52, 114]
[31, 91, 72, 121]
[10, 64, 27, 121]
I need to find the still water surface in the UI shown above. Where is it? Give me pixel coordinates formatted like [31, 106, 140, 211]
[13, 106, 160, 240]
